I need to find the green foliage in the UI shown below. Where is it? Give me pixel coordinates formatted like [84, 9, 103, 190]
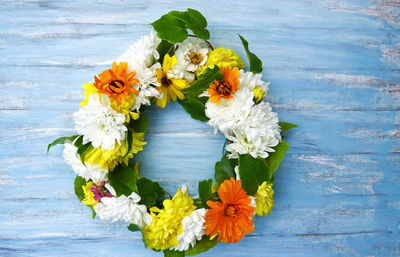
[198, 179, 213, 208]
[157, 40, 175, 63]
[238, 34, 263, 74]
[178, 99, 209, 121]
[185, 236, 218, 256]
[77, 142, 91, 164]
[108, 165, 138, 197]
[151, 9, 209, 44]
[47, 135, 79, 153]
[238, 154, 270, 195]
[90, 206, 96, 219]
[182, 66, 223, 99]
[137, 177, 165, 206]
[265, 140, 289, 175]
[127, 223, 148, 248]
[131, 113, 149, 133]
[73, 175, 86, 201]
[163, 250, 185, 257]
[73, 135, 83, 147]
[214, 154, 237, 185]
[279, 121, 298, 132]
[123, 130, 133, 159]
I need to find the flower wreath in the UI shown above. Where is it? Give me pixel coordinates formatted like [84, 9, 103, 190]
[48, 9, 297, 257]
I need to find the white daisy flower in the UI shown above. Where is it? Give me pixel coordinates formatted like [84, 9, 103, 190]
[94, 184, 152, 228]
[170, 208, 207, 251]
[130, 63, 162, 112]
[62, 142, 108, 183]
[118, 31, 161, 72]
[226, 102, 281, 159]
[73, 94, 127, 150]
[170, 38, 208, 82]
[238, 69, 269, 92]
[205, 88, 255, 135]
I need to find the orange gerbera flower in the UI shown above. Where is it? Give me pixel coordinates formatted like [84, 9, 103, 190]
[204, 178, 255, 243]
[207, 67, 239, 104]
[94, 62, 139, 104]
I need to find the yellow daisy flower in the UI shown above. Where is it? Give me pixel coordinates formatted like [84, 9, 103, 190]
[197, 47, 245, 74]
[81, 181, 98, 207]
[155, 54, 189, 108]
[254, 181, 274, 216]
[143, 187, 196, 250]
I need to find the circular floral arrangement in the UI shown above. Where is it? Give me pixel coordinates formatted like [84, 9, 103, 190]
[48, 9, 297, 257]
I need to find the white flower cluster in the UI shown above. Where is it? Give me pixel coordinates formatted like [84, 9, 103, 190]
[94, 184, 152, 228]
[170, 208, 207, 251]
[205, 71, 281, 159]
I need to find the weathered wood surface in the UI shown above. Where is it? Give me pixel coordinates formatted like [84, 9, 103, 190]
[1, 0, 399, 256]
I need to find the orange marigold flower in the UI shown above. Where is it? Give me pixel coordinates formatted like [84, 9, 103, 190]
[204, 178, 255, 244]
[94, 61, 139, 105]
[207, 67, 239, 105]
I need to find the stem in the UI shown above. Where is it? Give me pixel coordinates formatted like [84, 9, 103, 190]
[188, 35, 214, 50]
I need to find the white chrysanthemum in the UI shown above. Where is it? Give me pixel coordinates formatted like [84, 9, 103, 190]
[130, 63, 162, 112]
[205, 88, 255, 135]
[226, 102, 281, 159]
[238, 69, 269, 92]
[73, 94, 127, 150]
[170, 208, 207, 251]
[170, 38, 208, 82]
[94, 184, 152, 228]
[62, 142, 108, 183]
[118, 31, 161, 72]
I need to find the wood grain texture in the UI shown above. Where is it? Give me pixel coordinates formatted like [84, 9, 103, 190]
[0, 0, 399, 256]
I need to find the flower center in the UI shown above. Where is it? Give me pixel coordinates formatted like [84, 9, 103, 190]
[109, 80, 125, 93]
[224, 204, 238, 217]
[161, 74, 172, 87]
[215, 80, 233, 96]
[189, 52, 203, 65]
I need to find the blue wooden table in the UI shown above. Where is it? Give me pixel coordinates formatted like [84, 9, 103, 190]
[1, 0, 399, 256]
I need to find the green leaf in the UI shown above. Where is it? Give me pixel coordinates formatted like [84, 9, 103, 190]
[198, 179, 213, 208]
[215, 154, 237, 185]
[181, 9, 210, 40]
[127, 223, 141, 232]
[279, 121, 298, 132]
[178, 99, 209, 121]
[90, 206, 96, 219]
[238, 34, 263, 74]
[182, 66, 223, 99]
[131, 113, 149, 133]
[127, 223, 148, 248]
[137, 177, 165, 206]
[156, 40, 175, 63]
[186, 236, 218, 256]
[265, 140, 289, 175]
[77, 142, 91, 164]
[123, 131, 133, 159]
[151, 13, 188, 44]
[74, 175, 86, 201]
[163, 250, 185, 257]
[238, 154, 270, 195]
[47, 135, 79, 153]
[108, 165, 138, 197]
[73, 135, 83, 147]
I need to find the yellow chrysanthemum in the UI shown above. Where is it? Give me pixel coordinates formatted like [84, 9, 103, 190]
[155, 54, 189, 108]
[81, 181, 98, 207]
[84, 132, 146, 171]
[253, 86, 267, 104]
[143, 188, 196, 250]
[197, 47, 245, 74]
[254, 181, 274, 216]
[80, 83, 138, 122]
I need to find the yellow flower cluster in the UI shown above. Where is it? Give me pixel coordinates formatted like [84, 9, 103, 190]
[143, 188, 196, 250]
[81, 181, 98, 207]
[254, 181, 274, 216]
[197, 47, 245, 74]
[84, 132, 146, 171]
